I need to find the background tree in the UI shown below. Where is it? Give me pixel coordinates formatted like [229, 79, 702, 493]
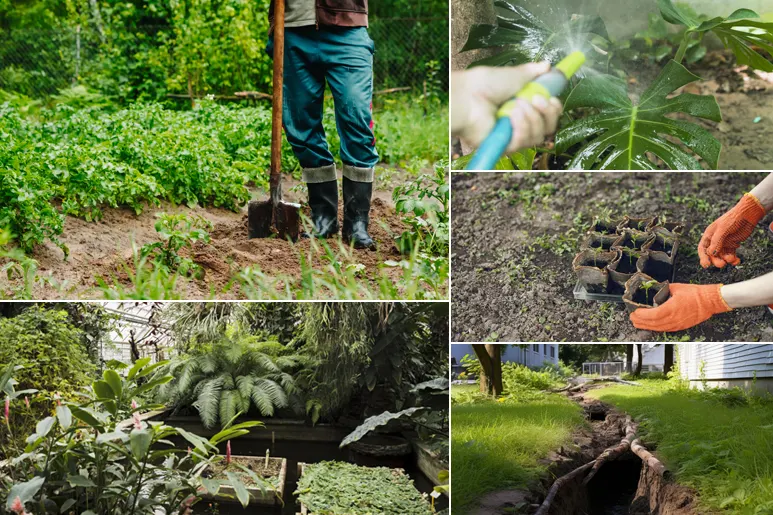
[634, 344, 643, 377]
[472, 344, 503, 396]
[664, 344, 674, 375]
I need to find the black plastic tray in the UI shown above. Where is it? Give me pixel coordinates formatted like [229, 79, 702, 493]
[573, 257, 677, 303]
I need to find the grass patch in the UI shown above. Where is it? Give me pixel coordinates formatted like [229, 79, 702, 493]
[451, 383, 584, 514]
[587, 379, 773, 514]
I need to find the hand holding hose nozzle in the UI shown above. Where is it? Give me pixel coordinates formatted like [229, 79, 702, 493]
[455, 52, 586, 170]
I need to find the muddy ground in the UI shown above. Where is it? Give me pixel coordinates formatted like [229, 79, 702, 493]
[451, 172, 773, 342]
[452, 50, 773, 170]
[0, 170, 420, 299]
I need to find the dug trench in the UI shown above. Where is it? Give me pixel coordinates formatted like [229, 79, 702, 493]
[2, 172, 418, 299]
[473, 383, 699, 515]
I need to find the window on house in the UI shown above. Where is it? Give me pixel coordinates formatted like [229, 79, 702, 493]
[544, 345, 547, 355]
[550, 346, 555, 358]
[532, 344, 539, 352]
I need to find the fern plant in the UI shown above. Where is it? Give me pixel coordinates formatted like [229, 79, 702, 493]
[155, 335, 306, 428]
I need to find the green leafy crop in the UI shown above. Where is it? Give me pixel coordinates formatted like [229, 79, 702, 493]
[295, 461, 433, 515]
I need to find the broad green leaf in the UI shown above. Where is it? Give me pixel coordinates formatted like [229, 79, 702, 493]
[96, 431, 129, 444]
[59, 498, 76, 513]
[136, 360, 168, 379]
[658, 0, 773, 71]
[210, 421, 264, 446]
[177, 427, 212, 455]
[340, 408, 426, 448]
[36, 416, 55, 438]
[92, 380, 115, 400]
[462, 0, 608, 68]
[130, 428, 153, 459]
[5, 476, 44, 509]
[410, 377, 449, 393]
[127, 357, 151, 380]
[555, 60, 721, 170]
[134, 376, 173, 396]
[226, 471, 251, 507]
[56, 405, 72, 430]
[103, 370, 123, 398]
[200, 478, 221, 495]
[67, 474, 96, 487]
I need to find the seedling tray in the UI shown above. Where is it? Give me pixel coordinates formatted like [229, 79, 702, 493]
[573, 257, 677, 303]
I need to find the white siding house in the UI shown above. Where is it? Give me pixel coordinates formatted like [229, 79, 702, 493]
[678, 344, 773, 391]
[451, 344, 558, 371]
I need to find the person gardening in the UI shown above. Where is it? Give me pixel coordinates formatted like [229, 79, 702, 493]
[451, 62, 564, 155]
[630, 173, 773, 332]
[268, 0, 377, 249]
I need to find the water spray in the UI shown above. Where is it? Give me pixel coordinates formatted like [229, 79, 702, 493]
[465, 51, 586, 170]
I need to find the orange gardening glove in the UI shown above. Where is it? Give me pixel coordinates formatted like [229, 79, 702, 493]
[630, 283, 732, 332]
[698, 193, 767, 268]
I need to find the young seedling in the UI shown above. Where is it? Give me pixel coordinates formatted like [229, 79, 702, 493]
[623, 248, 640, 267]
[641, 279, 659, 305]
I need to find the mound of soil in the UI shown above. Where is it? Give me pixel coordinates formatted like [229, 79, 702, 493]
[451, 172, 773, 342]
[1, 178, 413, 299]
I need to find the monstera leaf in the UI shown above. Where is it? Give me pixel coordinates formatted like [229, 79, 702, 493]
[555, 59, 722, 170]
[659, 0, 773, 71]
[461, 0, 609, 68]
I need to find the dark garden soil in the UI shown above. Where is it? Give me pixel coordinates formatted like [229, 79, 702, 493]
[1, 171, 414, 299]
[451, 172, 773, 342]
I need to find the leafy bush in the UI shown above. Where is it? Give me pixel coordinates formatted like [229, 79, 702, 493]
[1, 360, 265, 514]
[140, 212, 212, 276]
[0, 306, 94, 403]
[501, 363, 564, 392]
[155, 334, 306, 428]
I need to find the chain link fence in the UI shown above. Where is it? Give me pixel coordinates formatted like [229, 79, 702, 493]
[0, 17, 448, 101]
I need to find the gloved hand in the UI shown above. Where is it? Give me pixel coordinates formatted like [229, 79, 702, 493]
[451, 62, 563, 154]
[698, 193, 767, 268]
[630, 283, 732, 332]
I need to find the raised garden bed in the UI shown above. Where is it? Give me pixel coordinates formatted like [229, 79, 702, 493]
[296, 461, 433, 515]
[198, 455, 287, 506]
[573, 215, 684, 303]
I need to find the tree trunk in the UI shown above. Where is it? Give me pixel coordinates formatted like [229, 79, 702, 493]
[626, 344, 633, 374]
[472, 344, 503, 396]
[634, 344, 643, 377]
[663, 344, 674, 375]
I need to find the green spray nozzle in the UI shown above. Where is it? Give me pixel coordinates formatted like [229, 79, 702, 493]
[555, 51, 586, 80]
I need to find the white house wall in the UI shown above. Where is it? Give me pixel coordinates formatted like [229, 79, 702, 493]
[678, 344, 773, 381]
[450, 344, 558, 368]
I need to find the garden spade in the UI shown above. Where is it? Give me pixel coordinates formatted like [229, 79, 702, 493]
[466, 51, 586, 170]
[248, 0, 301, 240]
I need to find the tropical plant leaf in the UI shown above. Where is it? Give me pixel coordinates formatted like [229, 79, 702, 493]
[555, 59, 721, 169]
[658, 0, 773, 71]
[225, 471, 250, 508]
[461, 0, 608, 68]
[5, 476, 45, 509]
[339, 407, 427, 448]
[411, 377, 449, 393]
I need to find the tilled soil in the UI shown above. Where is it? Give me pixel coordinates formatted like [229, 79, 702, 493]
[0, 177, 413, 299]
[451, 172, 773, 342]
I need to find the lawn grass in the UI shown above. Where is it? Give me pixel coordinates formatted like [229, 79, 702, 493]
[587, 379, 773, 514]
[451, 384, 585, 514]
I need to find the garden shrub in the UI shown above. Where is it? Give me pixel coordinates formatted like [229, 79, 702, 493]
[501, 363, 563, 392]
[0, 306, 94, 402]
[155, 334, 307, 428]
